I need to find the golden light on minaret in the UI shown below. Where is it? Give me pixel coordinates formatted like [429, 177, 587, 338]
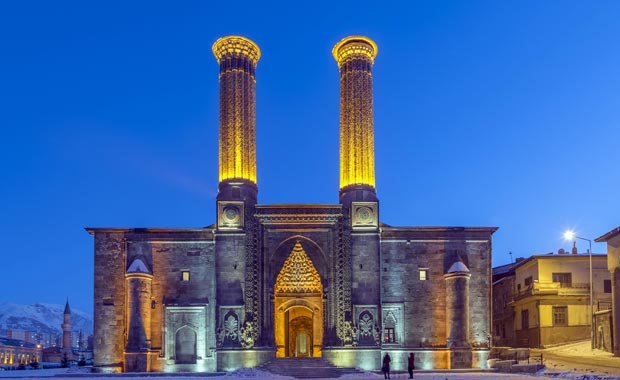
[333, 36, 378, 191]
[212, 36, 260, 185]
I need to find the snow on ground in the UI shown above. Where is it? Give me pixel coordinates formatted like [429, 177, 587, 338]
[1, 367, 620, 380]
[535, 340, 620, 377]
[542, 341, 615, 359]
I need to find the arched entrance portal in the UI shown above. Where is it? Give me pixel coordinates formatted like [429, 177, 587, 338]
[274, 241, 323, 358]
[175, 326, 197, 364]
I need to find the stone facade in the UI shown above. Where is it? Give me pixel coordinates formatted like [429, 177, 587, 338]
[88, 35, 497, 372]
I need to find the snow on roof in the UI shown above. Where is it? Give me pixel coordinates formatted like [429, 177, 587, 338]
[127, 258, 151, 274]
[447, 261, 470, 274]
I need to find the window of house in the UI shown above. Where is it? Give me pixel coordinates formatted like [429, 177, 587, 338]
[553, 306, 568, 326]
[419, 269, 428, 281]
[384, 328, 395, 343]
[182, 271, 190, 282]
[552, 273, 572, 287]
[604, 279, 612, 293]
[521, 309, 529, 330]
[524, 276, 533, 287]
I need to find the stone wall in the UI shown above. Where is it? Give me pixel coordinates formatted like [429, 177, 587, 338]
[92, 232, 126, 372]
[594, 310, 613, 352]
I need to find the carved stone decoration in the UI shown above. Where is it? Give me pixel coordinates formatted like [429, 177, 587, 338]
[335, 215, 352, 344]
[244, 206, 260, 345]
[217, 201, 244, 229]
[239, 321, 257, 349]
[223, 311, 239, 346]
[275, 242, 322, 294]
[351, 202, 378, 230]
[353, 306, 378, 346]
[358, 311, 375, 338]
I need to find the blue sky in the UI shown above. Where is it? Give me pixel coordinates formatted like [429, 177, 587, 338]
[1, 1, 619, 314]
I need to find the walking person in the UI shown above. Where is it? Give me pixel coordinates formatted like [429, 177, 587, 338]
[407, 352, 415, 378]
[382, 353, 391, 379]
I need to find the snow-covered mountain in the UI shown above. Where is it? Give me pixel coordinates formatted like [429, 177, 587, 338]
[0, 303, 93, 335]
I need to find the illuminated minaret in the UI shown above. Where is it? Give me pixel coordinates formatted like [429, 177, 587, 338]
[62, 299, 72, 354]
[212, 36, 260, 204]
[333, 36, 378, 204]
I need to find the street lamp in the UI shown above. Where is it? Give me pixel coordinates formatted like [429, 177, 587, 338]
[563, 230, 594, 350]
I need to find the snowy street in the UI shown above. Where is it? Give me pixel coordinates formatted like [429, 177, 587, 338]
[1, 367, 619, 380]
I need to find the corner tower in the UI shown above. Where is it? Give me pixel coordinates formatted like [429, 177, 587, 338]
[333, 36, 378, 205]
[212, 36, 260, 208]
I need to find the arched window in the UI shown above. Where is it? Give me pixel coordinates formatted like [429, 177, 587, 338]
[384, 311, 397, 343]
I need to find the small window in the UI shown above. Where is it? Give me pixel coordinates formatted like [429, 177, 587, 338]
[384, 328, 395, 343]
[553, 306, 568, 326]
[524, 276, 533, 286]
[604, 279, 612, 293]
[419, 269, 428, 281]
[182, 271, 190, 282]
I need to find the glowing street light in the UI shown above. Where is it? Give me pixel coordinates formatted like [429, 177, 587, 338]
[564, 230, 594, 350]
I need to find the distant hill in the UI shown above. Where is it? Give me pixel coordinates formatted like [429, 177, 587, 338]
[0, 303, 93, 335]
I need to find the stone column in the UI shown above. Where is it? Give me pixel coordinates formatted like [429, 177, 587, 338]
[124, 271, 152, 372]
[444, 262, 471, 348]
[212, 36, 260, 203]
[333, 36, 378, 204]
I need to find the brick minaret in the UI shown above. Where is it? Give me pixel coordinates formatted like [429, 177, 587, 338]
[62, 299, 72, 354]
[212, 36, 260, 205]
[212, 36, 262, 346]
[333, 36, 378, 205]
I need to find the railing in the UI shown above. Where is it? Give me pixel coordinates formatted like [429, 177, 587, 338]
[514, 281, 590, 300]
[597, 301, 612, 311]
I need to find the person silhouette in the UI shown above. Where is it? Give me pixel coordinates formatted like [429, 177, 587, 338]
[382, 353, 391, 379]
[407, 352, 415, 378]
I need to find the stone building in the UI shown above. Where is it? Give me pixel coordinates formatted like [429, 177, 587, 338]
[0, 338, 41, 368]
[87, 36, 497, 373]
[492, 252, 611, 348]
[595, 226, 620, 356]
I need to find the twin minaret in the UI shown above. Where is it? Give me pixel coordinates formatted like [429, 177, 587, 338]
[212, 36, 378, 206]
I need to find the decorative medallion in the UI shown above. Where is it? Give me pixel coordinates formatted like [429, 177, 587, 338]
[351, 202, 378, 230]
[275, 241, 322, 294]
[218, 201, 244, 229]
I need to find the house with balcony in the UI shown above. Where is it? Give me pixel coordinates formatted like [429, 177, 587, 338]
[493, 251, 611, 348]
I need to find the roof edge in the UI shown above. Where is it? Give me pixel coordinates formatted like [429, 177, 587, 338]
[595, 226, 620, 243]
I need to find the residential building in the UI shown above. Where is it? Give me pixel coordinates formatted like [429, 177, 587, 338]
[595, 226, 620, 356]
[493, 251, 611, 348]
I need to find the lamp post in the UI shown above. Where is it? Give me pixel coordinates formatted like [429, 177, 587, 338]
[564, 230, 594, 350]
